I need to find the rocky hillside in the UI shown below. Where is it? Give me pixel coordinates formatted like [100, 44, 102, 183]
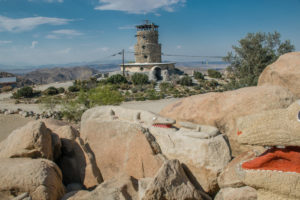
[23, 66, 99, 84]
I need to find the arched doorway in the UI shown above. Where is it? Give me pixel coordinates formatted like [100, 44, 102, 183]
[153, 66, 162, 81]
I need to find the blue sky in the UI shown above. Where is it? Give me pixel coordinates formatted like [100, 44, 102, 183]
[0, 0, 299, 66]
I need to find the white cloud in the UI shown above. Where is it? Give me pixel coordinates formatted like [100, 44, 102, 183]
[0, 15, 72, 32]
[0, 40, 12, 45]
[46, 29, 83, 39]
[46, 34, 60, 39]
[52, 29, 83, 36]
[30, 41, 38, 49]
[95, 0, 186, 14]
[176, 45, 182, 49]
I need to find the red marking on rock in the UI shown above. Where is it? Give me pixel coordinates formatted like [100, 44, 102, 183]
[237, 130, 242, 136]
[242, 146, 300, 173]
[152, 124, 172, 128]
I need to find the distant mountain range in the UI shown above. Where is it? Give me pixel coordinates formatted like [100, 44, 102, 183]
[0, 62, 120, 75]
[23, 66, 100, 85]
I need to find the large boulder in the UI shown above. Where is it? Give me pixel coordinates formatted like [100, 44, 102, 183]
[160, 85, 295, 155]
[258, 52, 300, 98]
[81, 106, 175, 129]
[81, 117, 165, 181]
[62, 174, 139, 200]
[0, 158, 65, 200]
[149, 126, 231, 195]
[0, 121, 53, 160]
[142, 159, 211, 200]
[214, 186, 257, 200]
[43, 119, 103, 189]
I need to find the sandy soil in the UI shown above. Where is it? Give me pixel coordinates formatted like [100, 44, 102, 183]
[0, 114, 33, 142]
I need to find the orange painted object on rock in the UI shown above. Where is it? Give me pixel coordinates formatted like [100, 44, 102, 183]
[152, 124, 173, 128]
[242, 146, 300, 173]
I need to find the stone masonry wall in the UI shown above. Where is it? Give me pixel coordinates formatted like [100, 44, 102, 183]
[135, 30, 162, 63]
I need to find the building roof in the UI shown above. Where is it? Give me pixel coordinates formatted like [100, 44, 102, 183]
[0, 77, 17, 83]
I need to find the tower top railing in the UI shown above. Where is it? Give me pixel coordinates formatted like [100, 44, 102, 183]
[136, 20, 159, 31]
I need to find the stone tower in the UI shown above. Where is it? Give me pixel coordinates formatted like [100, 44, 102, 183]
[134, 21, 162, 63]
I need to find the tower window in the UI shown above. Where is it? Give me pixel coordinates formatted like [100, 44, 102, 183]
[142, 45, 146, 49]
[140, 67, 144, 71]
[144, 55, 148, 59]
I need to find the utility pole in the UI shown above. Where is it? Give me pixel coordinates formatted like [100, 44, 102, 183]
[122, 49, 125, 76]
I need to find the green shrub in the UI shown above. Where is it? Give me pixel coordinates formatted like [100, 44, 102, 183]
[194, 85, 202, 90]
[98, 79, 108, 85]
[131, 87, 138, 93]
[145, 89, 161, 100]
[178, 76, 193, 86]
[159, 82, 172, 92]
[43, 87, 58, 96]
[120, 83, 130, 90]
[107, 74, 127, 84]
[206, 80, 219, 88]
[194, 71, 204, 80]
[131, 73, 148, 85]
[13, 86, 34, 99]
[41, 96, 59, 111]
[68, 85, 80, 92]
[87, 85, 124, 107]
[207, 69, 222, 79]
[58, 87, 65, 94]
[61, 101, 86, 122]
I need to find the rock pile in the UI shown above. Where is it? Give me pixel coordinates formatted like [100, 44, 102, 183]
[1, 52, 300, 200]
[0, 108, 62, 120]
[0, 108, 219, 200]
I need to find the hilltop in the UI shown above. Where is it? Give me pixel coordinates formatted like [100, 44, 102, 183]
[23, 66, 99, 84]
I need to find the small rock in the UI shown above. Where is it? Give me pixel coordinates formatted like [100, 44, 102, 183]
[0, 121, 53, 160]
[142, 159, 211, 200]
